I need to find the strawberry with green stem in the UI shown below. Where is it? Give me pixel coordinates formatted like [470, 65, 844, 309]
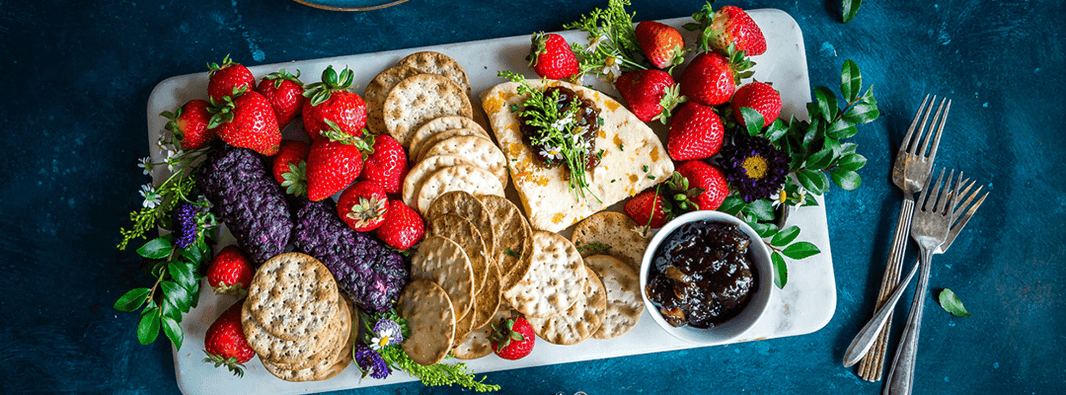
[208, 55, 256, 102]
[358, 134, 408, 195]
[302, 65, 367, 141]
[634, 20, 688, 71]
[256, 69, 305, 128]
[614, 69, 686, 123]
[527, 32, 580, 80]
[375, 200, 424, 251]
[205, 245, 254, 296]
[667, 102, 724, 161]
[162, 99, 218, 150]
[202, 301, 255, 377]
[337, 180, 389, 232]
[208, 88, 282, 156]
[489, 314, 535, 360]
[686, 4, 767, 57]
[272, 140, 310, 197]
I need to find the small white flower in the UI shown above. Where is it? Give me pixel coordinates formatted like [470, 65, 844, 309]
[165, 149, 184, 172]
[370, 326, 398, 351]
[770, 189, 788, 207]
[137, 157, 153, 175]
[601, 56, 621, 83]
[140, 184, 161, 209]
[586, 34, 609, 53]
[550, 114, 574, 132]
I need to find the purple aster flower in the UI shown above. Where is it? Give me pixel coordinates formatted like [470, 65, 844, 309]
[717, 135, 790, 202]
[370, 318, 403, 350]
[353, 344, 391, 379]
[171, 201, 199, 248]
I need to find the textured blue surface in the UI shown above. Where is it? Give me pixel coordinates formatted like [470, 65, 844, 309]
[1, 0, 1063, 394]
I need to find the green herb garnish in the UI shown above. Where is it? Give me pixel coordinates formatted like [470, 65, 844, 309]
[504, 248, 521, 258]
[577, 242, 611, 254]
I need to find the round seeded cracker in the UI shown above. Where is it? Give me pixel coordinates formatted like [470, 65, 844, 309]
[398, 278, 456, 366]
[260, 298, 354, 382]
[383, 73, 472, 147]
[503, 230, 587, 319]
[408, 115, 487, 157]
[476, 194, 533, 291]
[364, 64, 422, 136]
[454, 306, 509, 360]
[572, 211, 649, 270]
[427, 190, 497, 254]
[416, 164, 505, 214]
[396, 51, 472, 96]
[410, 236, 474, 320]
[241, 291, 344, 366]
[247, 253, 340, 342]
[421, 135, 509, 189]
[585, 255, 644, 340]
[402, 154, 474, 209]
[414, 127, 489, 163]
[527, 265, 607, 345]
[426, 213, 491, 295]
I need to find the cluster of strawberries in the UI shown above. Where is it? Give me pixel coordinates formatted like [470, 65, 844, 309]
[164, 57, 429, 375]
[526, 5, 782, 230]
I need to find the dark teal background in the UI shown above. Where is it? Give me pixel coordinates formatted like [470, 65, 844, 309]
[1, 0, 1063, 393]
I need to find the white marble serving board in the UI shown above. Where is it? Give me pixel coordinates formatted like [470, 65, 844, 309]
[146, 9, 831, 395]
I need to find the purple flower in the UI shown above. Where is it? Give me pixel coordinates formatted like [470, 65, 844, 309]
[171, 202, 199, 249]
[718, 135, 790, 202]
[353, 344, 390, 379]
[370, 318, 403, 350]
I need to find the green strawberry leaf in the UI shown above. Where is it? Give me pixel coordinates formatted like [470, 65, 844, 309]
[938, 289, 973, 317]
[114, 288, 151, 312]
[782, 241, 821, 260]
[772, 252, 788, 289]
[137, 238, 173, 260]
[740, 107, 765, 137]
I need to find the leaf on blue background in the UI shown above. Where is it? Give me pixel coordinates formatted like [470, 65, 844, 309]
[831, 169, 863, 191]
[114, 288, 151, 312]
[772, 252, 788, 288]
[137, 238, 172, 260]
[814, 87, 838, 121]
[843, 0, 862, 23]
[938, 289, 973, 317]
[797, 169, 830, 194]
[806, 146, 836, 170]
[827, 118, 858, 140]
[161, 280, 191, 313]
[841, 59, 861, 101]
[137, 307, 161, 345]
[161, 316, 184, 350]
[836, 153, 867, 172]
[845, 102, 880, 124]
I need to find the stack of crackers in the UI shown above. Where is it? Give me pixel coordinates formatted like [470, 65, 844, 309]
[241, 253, 355, 382]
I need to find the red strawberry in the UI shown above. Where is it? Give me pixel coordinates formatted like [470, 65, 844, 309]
[489, 315, 535, 360]
[272, 140, 310, 196]
[635, 21, 687, 70]
[527, 32, 579, 80]
[667, 102, 724, 161]
[337, 180, 389, 232]
[700, 5, 767, 56]
[305, 137, 366, 201]
[375, 200, 424, 250]
[256, 69, 305, 128]
[202, 301, 255, 377]
[624, 188, 672, 229]
[302, 66, 367, 141]
[679, 51, 737, 107]
[358, 134, 408, 195]
[162, 99, 217, 150]
[208, 90, 282, 156]
[675, 161, 729, 211]
[205, 245, 254, 296]
[207, 55, 256, 102]
[614, 70, 686, 123]
[731, 81, 781, 128]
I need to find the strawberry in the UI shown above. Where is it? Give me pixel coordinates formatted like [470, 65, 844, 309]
[489, 315, 535, 360]
[358, 134, 408, 195]
[624, 188, 672, 229]
[694, 5, 767, 57]
[614, 69, 686, 123]
[675, 161, 729, 211]
[207, 55, 256, 102]
[208, 90, 282, 156]
[302, 66, 367, 141]
[205, 245, 254, 296]
[731, 81, 781, 128]
[202, 301, 255, 377]
[337, 180, 389, 232]
[256, 69, 305, 128]
[679, 51, 738, 107]
[527, 32, 579, 80]
[305, 137, 367, 201]
[635, 20, 687, 70]
[375, 200, 424, 251]
[667, 102, 724, 161]
[272, 140, 310, 196]
[162, 99, 217, 150]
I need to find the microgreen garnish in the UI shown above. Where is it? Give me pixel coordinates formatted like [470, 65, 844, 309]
[499, 70, 600, 203]
[576, 242, 611, 254]
[504, 248, 521, 258]
[564, 0, 646, 82]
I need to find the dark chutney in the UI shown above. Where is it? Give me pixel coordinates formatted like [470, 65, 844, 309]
[645, 220, 757, 328]
[517, 86, 601, 173]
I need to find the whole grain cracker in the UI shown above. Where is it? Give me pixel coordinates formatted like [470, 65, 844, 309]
[426, 190, 497, 254]
[527, 265, 607, 345]
[398, 278, 456, 366]
[247, 252, 339, 342]
[402, 154, 474, 209]
[241, 291, 344, 366]
[503, 230, 587, 319]
[571, 211, 649, 270]
[421, 135, 509, 189]
[584, 254, 644, 340]
[453, 308, 509, 360]
[469, 260, 502, 331]
[396, 51, 472, 96]
[260, 299, 354, 382]
[426, 213, 491, 294]
[476, 194, 532, 291]
[364, 65, 422, 136]
[416, 164, 504, 214]
[414, 127, 489, 163]
[383, 73, 472, 147]
[410, 122, 489, 161]
[409, 236, 474, 320]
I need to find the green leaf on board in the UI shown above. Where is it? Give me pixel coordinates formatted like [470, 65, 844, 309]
[772, 252, 788, 289]
[771, 225, 801, 247]
[137, 307, 161, 345]
[740, 107, 765, 136]
[782, 241, 821, 260]
[841, 59, 861, 101]
[161, 315, 184, 350]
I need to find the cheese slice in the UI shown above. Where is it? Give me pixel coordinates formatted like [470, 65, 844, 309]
[481, 79, 674, 232]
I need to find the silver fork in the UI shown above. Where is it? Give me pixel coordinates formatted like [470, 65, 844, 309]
[858, 95, 951, 381]
[881, 169, 964, 395]
[843, 176, 987, 367]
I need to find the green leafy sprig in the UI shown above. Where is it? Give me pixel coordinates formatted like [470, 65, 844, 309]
[117, 141, 213, 250]
[499, 70, 600, 203]
[564, 0, 647, 81]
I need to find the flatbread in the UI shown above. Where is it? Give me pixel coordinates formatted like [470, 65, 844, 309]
[571, 211, 650, 270]
[402, 154, 474, 209]
[481, 79, 675, 232]
[527, 265, 607, 345]
[383, 73, 472, 147]
[503, 230, 587, 319]
[416, 164, 505, 214]
[585, 254, 644, 340]
[398, 278, 456, 366]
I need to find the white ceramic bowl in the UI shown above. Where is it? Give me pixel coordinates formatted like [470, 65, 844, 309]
[639, 210, 774, 344]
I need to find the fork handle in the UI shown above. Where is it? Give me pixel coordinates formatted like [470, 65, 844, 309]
[857, 198, 915, 380]
[883, 250, 934, 395]
[842, 258, 920, 367]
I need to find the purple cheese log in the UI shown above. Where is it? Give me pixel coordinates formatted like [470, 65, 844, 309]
[293, 200, 408, 314]
[196, 144, 293, 265]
